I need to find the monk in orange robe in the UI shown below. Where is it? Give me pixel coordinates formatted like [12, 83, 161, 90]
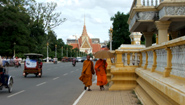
[95, 59, 108, 90]
[80, 55, 94, 91]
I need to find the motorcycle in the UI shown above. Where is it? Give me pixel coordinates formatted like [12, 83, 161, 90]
[0, 67, 14, 93]
[15, 61, 21, 68]
[72, 58, 76, 67]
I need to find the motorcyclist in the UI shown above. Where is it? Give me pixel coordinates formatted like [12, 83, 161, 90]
[0, 56, 6, 86]
[72, 58, 76, 66]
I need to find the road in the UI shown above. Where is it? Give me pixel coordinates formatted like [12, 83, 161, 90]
[0, 62, 85, 105]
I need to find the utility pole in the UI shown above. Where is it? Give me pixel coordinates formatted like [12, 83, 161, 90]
[109, 27, 113, 51]
[47, 42, 49, 62]
[55, 44, 57, 58]
[61, 46, 63, 58]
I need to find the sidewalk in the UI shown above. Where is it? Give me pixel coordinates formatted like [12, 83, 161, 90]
[75, 83, 141, 105]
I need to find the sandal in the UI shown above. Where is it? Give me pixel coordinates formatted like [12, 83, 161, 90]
[84, 86, 87, 90]
[88, 89, 92, 91]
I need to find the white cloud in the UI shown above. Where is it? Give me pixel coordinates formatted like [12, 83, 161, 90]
[36, 0, 132, 43]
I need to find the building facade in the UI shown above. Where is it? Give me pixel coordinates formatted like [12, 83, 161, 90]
[67, 22, 101, 54]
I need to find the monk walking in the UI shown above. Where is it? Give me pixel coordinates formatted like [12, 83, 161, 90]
[95, 59, 108, 90]
[80, 55, 94, 91]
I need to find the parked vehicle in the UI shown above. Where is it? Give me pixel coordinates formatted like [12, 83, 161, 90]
[23, 53, 43, 78]
[0, 67, 13, 93]
[76, 57, 82, 62]
[81, 57, 87, 62]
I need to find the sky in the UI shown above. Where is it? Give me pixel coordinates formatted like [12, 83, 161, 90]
[36, 0, 132, 43]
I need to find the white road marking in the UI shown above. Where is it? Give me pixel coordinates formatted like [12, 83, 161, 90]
[73, 80, 96, 105]
[63, 73, 68, 76]
[7, 90, 25, 98]
[70, 71, 74, 73]
[53, 77, 59, 80]
[72, 90, 86, 105]
[36, 82, 46, 86]
[76, 69, 79, 71]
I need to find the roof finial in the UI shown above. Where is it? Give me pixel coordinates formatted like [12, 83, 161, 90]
[84, 14, 85, 25]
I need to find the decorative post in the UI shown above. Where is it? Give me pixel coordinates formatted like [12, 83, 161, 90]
[136, 0, 142, 7]
[164, 47, 172, 77]
[138, 52, 142, 67]
[124, 53, 128, 66]
[47, 42, 49, 62]
[144, 52, 148, 69]
[156, 34, 158, 44]
[115, 50, 124, 67]
[155, 21, 171, 44]
[151, 50, 157, 72]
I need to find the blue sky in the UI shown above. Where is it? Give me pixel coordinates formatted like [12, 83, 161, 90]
[35, 0, 132, 43]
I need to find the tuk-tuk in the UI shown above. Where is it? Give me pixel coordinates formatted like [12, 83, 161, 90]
[23, 53, 43, 78]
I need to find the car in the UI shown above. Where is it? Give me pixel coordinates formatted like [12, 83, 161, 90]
[76, 57, 82, 62]
[81, 57, 87, 62]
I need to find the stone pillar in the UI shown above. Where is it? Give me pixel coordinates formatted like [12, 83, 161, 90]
[156, 34, 158, 44]
[155, 21, 171, 44]
[138, 52, 142, 67]
[136, 0, 142, 7]
[151, 50, 157, 72]
[106, 58, 112, 69]
[115, 51, 124, 67]
[164, 47, 172, 77]
[170, 31, 178, 39]
[144, 52, 148, 69]
[143, 32, 153, 47]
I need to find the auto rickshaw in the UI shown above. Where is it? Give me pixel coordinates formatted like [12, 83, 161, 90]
[23, 53, 43, 78]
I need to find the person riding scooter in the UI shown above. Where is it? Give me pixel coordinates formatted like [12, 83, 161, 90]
[0, 56, 6, 86]
[72, 58, 76, 66]
[15, 57, 21, 68]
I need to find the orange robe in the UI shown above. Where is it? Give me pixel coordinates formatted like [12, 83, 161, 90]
[95, 59, 108, 86]
[81, 60, 94, 87]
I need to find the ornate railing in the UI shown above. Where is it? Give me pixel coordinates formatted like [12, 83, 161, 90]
[113, 36, 185, 79]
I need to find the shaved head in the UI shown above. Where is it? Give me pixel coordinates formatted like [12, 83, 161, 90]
[86, 55, 90, 60]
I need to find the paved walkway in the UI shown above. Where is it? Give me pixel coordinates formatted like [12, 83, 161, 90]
[75, 83, 141, 105]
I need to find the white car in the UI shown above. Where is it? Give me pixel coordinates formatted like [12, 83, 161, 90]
[76, 57, 82, 62]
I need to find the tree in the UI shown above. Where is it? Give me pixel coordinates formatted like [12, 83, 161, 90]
[110, 12, 130, 50]
[0, 0, 32, 56]
[28, 2, 66, 31]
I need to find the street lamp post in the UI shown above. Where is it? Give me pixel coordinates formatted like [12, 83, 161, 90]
[109, 27, 113, 51]
[71, 49, 72, 57]
[13, 42, 16, 58]
[47, 42, 49, 62]
[61, 47, 63, 58]
[55, 44, 57, 58]
[66, 47, 68, 57]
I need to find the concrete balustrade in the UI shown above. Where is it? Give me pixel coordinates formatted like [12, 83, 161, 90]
[108, 36, 185, 104]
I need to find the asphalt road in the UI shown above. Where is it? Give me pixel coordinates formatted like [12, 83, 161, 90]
[0, 62, 85, 105]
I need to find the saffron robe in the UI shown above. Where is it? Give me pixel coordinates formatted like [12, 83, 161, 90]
[80, 60, 94, 87]
[95, 59, 108, 86]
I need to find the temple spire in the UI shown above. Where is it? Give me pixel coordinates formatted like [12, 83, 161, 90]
[82, 14, 88, 36]
[84, 14, 85, 25]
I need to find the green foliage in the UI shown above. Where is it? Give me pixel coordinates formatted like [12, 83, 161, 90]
[0, 0, 68, 59]
[111, 12, 131, 50]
